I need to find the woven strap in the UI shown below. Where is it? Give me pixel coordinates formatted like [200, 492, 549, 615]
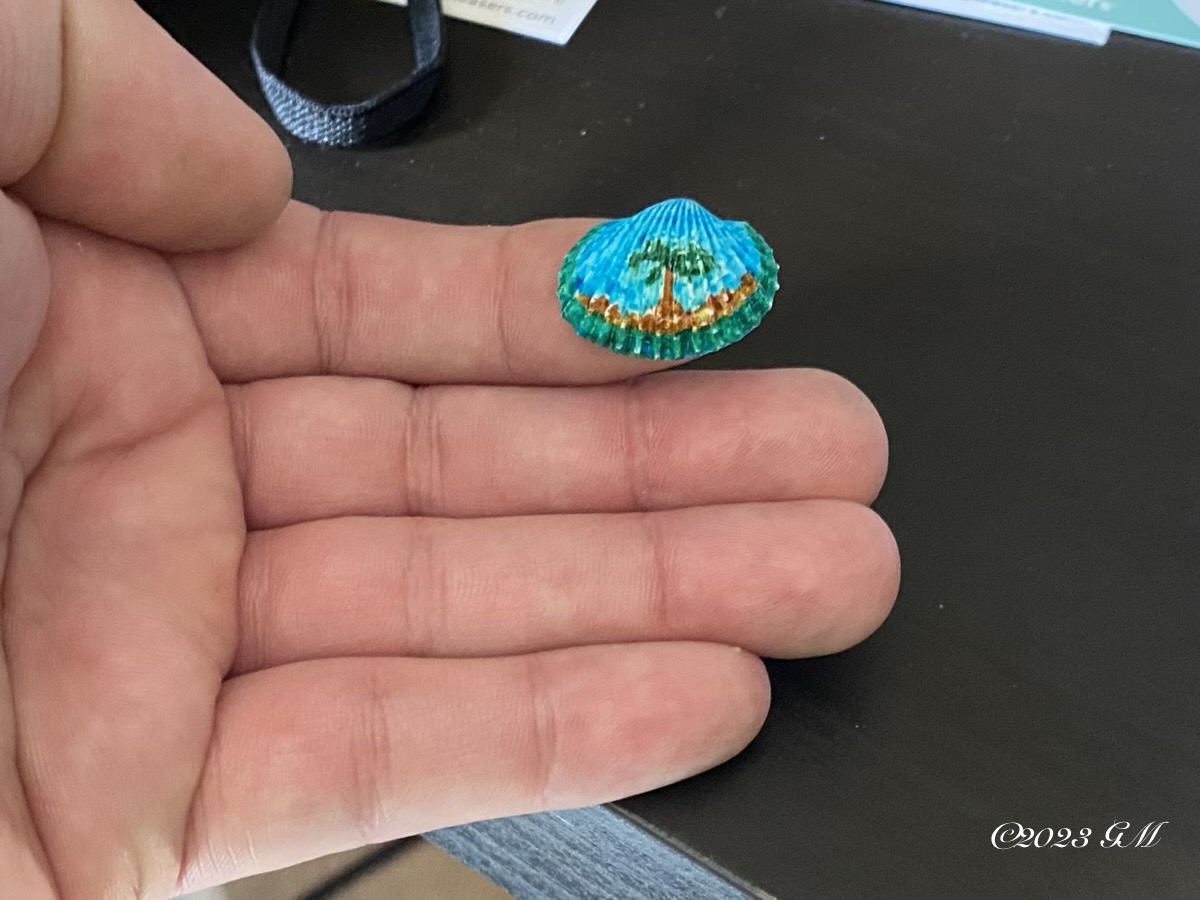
[252, 0, 444, 147]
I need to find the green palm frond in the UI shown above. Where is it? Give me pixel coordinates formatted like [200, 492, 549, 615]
[627, 238, 716, 283]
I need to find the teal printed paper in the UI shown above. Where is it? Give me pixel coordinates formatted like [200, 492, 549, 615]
[879, 0, 1200, 47]
[876, 0, 1111, 44]
[1031, 0, 1200, 48]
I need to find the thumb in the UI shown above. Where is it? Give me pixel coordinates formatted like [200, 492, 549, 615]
[3, 0, 292, 253]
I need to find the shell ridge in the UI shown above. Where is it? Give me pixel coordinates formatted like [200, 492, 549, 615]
[698, 207, 728, 309]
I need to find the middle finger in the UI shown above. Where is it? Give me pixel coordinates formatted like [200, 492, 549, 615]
[228, 368, 888, 528]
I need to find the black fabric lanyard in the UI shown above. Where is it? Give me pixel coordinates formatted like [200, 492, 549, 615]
[252, 0, 445, 147]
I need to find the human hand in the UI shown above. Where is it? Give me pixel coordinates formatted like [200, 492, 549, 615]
[0, 2, 899, 897]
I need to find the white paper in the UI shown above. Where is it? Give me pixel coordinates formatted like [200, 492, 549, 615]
[377, 0, 600, 44]
[877, 0, 1112, 44]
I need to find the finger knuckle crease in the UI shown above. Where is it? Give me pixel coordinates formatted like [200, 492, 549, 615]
[235, 537, 272, 672]
[311, 210, 356, 374]
[491, 229, 521, 379]
[403, 519, 445, 656]
[522, 655, 562, 810]
[640, 512, 675, 632]
[350, 670, 395, 844]
[403, 387, 444, 515]
[620, 381, 655, 509]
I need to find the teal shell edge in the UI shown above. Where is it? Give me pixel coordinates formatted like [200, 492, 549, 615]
[556, 222, 780, 361]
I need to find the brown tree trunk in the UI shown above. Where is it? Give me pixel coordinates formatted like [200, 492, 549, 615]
[654, 268, 681, 321]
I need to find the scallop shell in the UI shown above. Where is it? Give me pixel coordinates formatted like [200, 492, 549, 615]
[557, 198, 780, 359]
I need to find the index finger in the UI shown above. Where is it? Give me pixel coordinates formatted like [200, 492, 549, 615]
[173, 202, 679, 386]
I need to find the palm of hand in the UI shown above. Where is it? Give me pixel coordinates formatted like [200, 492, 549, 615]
[0, 3, 897, 898]
[1, 212, 246, 897]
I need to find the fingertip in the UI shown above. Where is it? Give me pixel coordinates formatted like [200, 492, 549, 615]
[176, 118, 293, 252]
[650, 643, 771, 781]
[719, 645, 773, 753]
[824, 504, 901, 655]
[778, 502, 901, 659]
[855, 386, 890, 504]
[800, 369, 890, 504]
[614, 642, 771, 786]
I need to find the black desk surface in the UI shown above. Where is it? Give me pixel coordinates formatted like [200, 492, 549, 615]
[144, 1, 1200, 896]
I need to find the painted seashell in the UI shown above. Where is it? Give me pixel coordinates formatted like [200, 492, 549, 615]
[557, 198, 780, 359]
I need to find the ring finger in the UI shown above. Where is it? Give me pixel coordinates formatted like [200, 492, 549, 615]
[233, 500, 900, 673]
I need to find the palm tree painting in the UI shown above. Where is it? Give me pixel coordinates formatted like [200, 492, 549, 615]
[627, 237, 717, 321]
[558, 197, 779, 359]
